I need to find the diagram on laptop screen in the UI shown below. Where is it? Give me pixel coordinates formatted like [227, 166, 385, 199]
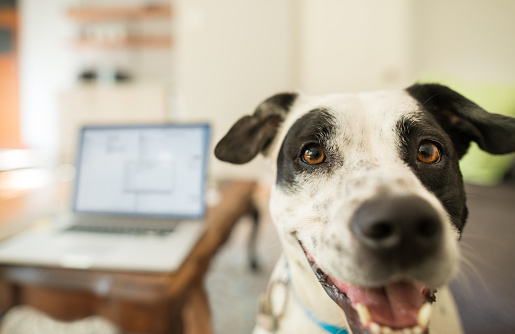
[124, 133, 176, 194]
[75, 127, 206, 217]
[124, 159, 174, 193]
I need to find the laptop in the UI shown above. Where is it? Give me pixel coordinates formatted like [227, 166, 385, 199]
[0, 123, 211, 272]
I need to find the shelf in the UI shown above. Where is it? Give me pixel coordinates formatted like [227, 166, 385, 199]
[73, 35, 173, 49]
[67, 4, 172, 22]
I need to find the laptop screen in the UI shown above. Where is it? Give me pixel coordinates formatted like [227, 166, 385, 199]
[73, 124, 210, 219]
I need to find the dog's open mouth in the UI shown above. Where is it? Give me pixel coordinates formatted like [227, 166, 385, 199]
[300, 243, 436, 334]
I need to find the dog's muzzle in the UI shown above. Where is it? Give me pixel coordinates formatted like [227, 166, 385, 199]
[299, 196, 446, 334]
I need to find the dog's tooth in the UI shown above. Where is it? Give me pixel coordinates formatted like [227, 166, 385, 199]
[381, 326, 393, 334]
[402, 329, 412, 334]
[412, 326, 424, 334]
[417, 302, 432, 328]
[370, 322, 381, 334]
[356, 303, 371, 325]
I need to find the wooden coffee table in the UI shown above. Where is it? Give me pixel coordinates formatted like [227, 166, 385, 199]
[0, 179, 256, 333]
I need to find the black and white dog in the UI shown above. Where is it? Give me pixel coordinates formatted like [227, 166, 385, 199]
[215, 84, 515, 334]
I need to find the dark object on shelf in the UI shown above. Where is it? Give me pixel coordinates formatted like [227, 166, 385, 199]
[78, 68, 132, 83]
[79, 69, 97, 82]
[114, 69, 131, 82]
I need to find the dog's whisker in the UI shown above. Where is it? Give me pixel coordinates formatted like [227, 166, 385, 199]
[419, 93, 440, 107]
[453, 242, 491, 298]
[464, 189, 494, 200]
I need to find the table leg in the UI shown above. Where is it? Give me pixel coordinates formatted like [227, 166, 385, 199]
[106, 299, 184, 334]
[0, 281, 19, 315]
[247, 199, 260, 271]
[183, 282, 212, 334]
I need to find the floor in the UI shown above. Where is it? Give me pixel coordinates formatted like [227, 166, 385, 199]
[449, 183, 515, 334]
[206, 190, 281, 334]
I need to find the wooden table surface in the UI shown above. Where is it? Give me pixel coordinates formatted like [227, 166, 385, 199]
[0, 176, 256, 334]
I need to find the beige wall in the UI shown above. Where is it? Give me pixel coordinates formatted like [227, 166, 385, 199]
[173, 0, 296, 180]
[410, 0, 515, 82]
[297, 0, 413, 94]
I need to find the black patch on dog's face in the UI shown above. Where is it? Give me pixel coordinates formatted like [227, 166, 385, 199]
[276, 109, 338, 191]
[396, 114, 467, 233]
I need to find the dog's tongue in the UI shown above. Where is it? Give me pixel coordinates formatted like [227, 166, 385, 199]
[331, 277, 423, 328]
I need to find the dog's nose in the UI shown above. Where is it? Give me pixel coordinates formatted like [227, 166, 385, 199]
[351, 196, 442, 264]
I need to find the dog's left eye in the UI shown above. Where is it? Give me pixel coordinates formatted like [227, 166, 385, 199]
[301, 144, 326, 164]
[417, 141, 441, 164]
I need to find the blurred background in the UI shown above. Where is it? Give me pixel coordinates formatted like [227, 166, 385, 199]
[1, 0, 515, 333]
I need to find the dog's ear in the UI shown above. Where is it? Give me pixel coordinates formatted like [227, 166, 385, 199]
[407, 83, 515, 158]
[215, 92, 297, 164]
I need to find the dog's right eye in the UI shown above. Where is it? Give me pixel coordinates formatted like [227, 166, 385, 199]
[301, 144, 326, 164]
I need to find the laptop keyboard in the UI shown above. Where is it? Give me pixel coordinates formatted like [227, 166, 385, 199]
[65, 224, 175, 236]
[64, 216, 178, 237]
